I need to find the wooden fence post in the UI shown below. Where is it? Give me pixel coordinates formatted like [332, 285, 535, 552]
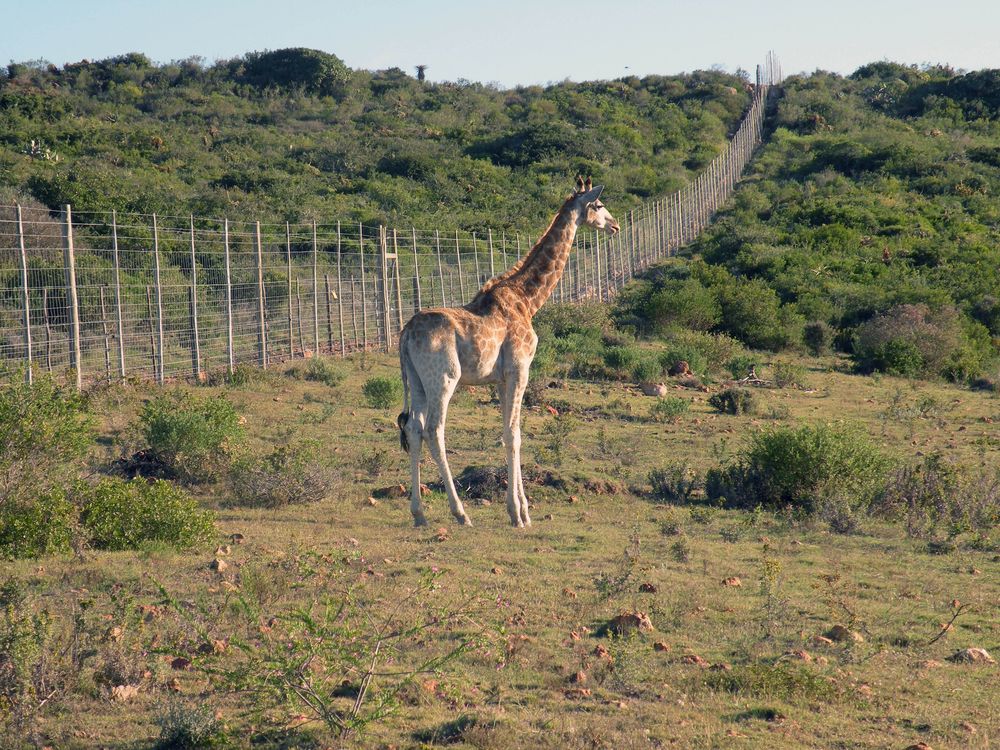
[286, 222, 294, 358]
[61, 205, 82, 389]
[152, 213, 165, 384]
[189, 215, 201, 380]
[455, 230, 465, 301]
[435, 230, 446, 306]
[16, 204, 32, 383]
[336, 221, 345, 356]
[487, 228, 495, 278]
[223, 219, 234, 374]
[295, 279, 303, 355]
[99, 286, 111, 379]
[359, 224, 368, 351]
[111, 210, 126, 378]
[312, 221, 320, 355]
[255, 220, 267, 369]
[42, 288, 52, 371]
[392, 229, 404, 338]
[411, 228, 422, 312]
[145, 286, 156, 377]
[324, 273, 335, 353]
[472, 232, 482, 287]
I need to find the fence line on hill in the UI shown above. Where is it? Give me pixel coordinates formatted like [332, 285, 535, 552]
[0, 59, 781, 389]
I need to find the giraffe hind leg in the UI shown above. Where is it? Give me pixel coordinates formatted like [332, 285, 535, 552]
[424, 376, 472, 526]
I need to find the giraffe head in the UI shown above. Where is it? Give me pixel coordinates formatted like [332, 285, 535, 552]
[572, 175, 620, 235]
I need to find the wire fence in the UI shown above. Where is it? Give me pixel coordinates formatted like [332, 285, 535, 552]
[0, 63, 781, 388]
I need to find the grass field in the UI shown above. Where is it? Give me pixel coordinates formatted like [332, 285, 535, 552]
[5, 350, 999, 749]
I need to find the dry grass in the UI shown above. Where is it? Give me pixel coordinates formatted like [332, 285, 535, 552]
[6, 353, 999, 749]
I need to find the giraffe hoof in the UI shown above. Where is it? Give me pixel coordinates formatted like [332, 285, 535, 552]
[457, 515, 473, 527]
[413, 516, 428, 527]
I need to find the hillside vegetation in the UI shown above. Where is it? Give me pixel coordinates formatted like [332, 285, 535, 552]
[618, 62, 1000, 383]
[0, 49, 750, 229]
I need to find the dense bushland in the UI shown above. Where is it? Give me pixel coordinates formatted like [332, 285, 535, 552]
[0, 50, 749, 229]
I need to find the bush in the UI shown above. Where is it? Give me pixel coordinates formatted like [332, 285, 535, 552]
[708, 388, 758, 415]
[362, 376, 402, 409]
[155, 700, 227, 749]
[648, 463, 700, 504]
[288, 357, 345, 387]
[631, 356, 662, 384]
[717, 279, 802, 350]
[772, 361, 808, 388]
[140, 393, 245, 481]
[0, 372, 92, 503]
[228, 442, 340, 508]
[853, 304, 983, 379]
[79, 478, 215, 551]
[659, 347, 708, 378]
[706, 423, 893, 512]
[661, 329, 746, 374]
[648, 397, 690, 423]
[0, 490, 76, 559]
[642, 279, 722, 333]
[803, 321, 834, 356]
[725, 354, 759, 379]
[603, 345, 643, 375]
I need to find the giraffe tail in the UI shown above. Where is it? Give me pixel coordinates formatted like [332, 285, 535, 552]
[398, 330, 411, 453]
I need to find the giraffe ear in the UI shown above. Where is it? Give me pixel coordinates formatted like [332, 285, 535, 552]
[585, 176, 593, 191]
[575, 175, 585, 193]
[580, 185, 604, 203]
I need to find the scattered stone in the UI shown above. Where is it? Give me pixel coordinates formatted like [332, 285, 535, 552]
[435, 527, 449, 542]
[593, 645, 611, 660]
[722, 576, 742, 588]
[570, 670, 587, 684]
[709, 662, 732, 671]
[680, 653, 708, 667]
[139, 605, 159, 622]
[491, 566, 503, 575]
[230, 533, 245, 544]
[110, 684, 140, 702]
[606, 611, 654, 636]
[170, 657, 192, 671]
[640, 383, 669, 397]
[105, 626, 124, 642]
[214, 545, 231, 556]
[196, 639, 228, 656]
[639, 582, 658, 593]
[564, 688, 592, 699]
[365, 497, 379, 506]
[810, 635, 834, 647]
[568, 495, 579, 503]
[569, 631, 581, 641]
[668, 361, 692, 377]
[825, 624, 863, 643]
[167, 677, 181, 693]
[947, 648, 995, 664]
[959, 722, 976, 734]
[917, 659, 944, 670]
[561, 588, 577, 599]
[372, 484, 407, 499]
[209, 558, 228, 573]
[543, 513, 554, 520]
[904, 743, 933, 750]
[653, 641, 670, 652]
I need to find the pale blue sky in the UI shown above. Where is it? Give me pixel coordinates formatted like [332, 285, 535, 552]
[3, 0, 998, 85]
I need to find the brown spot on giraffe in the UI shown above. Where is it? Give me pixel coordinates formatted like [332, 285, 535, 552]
[398, 177, 619, 527]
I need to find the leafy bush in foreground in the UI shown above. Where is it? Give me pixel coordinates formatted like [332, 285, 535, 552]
[708, 388, 758, 415]
[79, 478, 215, 551]
[706, 423, 892, 512]
[140, 392, 245, 481]
[0, 490, 76, 559]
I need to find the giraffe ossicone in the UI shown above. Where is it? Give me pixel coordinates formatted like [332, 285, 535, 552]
[398, 177, 620, 528]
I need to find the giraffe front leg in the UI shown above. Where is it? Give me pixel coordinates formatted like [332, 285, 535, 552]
[425, 379, 472, 526]
[502, 376, 528, 528]
[406, 413, 427, 527]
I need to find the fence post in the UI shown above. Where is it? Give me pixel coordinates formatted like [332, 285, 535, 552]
[42, 287, 52, 371]
[324, 273, 335, 353]
[189, 215, 201, 380]
[286, 222, 294, 358]
[111, 210, 126, 378]
[336, 221, 345, 356]
[16, 204, 32, 384]
[255, 220, 267, 369]
[145, 286, 156, 377]
[99, 286, 111, 379]
[223, 219, 234, 374]
[594, 229, 603, 301]
[472, 232, 482, 287]
[351, 276, 360, 346]
[61, 205, 82, 390]
[392, 229, 404, 337]
[378, 226, 389, 351]
[487, 228, 495, 278]
[435, 230, 446, 306]
[455, 230, 465, 301]
[152, 213, 165, 384]
[312, 220, 320, 355]
[411, 228, 422, 312]
[359, 224, 368, 351]
[295, 279, 303, 354]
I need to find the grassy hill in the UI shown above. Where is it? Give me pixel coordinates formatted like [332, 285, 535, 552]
[0, 49, 750, 230]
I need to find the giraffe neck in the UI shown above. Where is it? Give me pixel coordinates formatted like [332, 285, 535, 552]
[504, 201, 580, 316]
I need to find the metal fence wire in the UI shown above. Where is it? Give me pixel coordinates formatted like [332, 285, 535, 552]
[0, 75, 779, 388]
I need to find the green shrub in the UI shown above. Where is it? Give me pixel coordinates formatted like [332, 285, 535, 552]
[706, 423, 893, 512]
[362, 376, 403, 409]
[648, 463, 700, 504]
[288, 357, 345, 387]
[228, 442, 340, 508]
[79, 478, 215, 551]
[659, 347, 708, 377]
[0, 490, 76, 559]
[140, 392, 245, 481]
[803, 321, 834, 356]
[603, 345, 642, 374]
[772, 361, 808, 388]
[642, 279, 722, 333]
[631, 356, 662, 383]
[649, 397, 690, 423]
[0, 372, 92, 503]
[155, 700, 228, 749]
[708, 388, 758, 415]
[725, 354, 759, 379]
[717, 279, 802, 351]
[661, 329, 745, 374]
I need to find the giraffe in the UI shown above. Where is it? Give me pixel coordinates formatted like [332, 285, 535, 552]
[397, 177, 620, 527]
